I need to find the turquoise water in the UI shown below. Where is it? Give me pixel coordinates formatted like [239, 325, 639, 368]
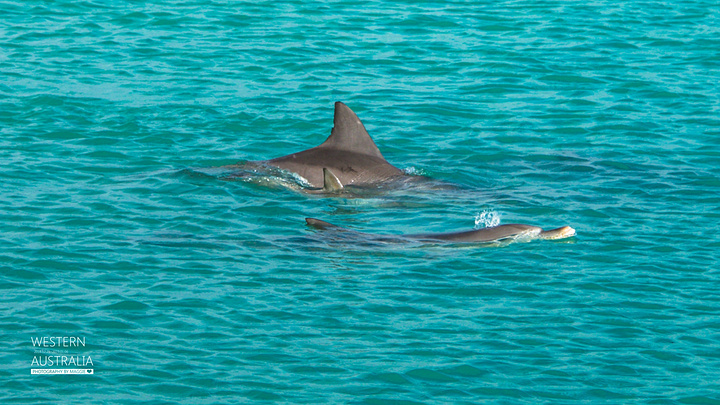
[2, 0, 720, 403]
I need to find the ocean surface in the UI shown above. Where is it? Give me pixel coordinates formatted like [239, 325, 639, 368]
[2, 0, 720, 403]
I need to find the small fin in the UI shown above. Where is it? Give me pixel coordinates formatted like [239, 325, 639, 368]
[305, 218, 340, 230]
[318, 102, 385, 159]
[322, 168, 344, 192]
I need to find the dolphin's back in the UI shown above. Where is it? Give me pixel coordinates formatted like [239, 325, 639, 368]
[411, 224, 542, 242]
[265, 102, 403, 187]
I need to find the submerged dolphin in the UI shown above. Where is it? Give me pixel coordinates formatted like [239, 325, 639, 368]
[258, 102, 406, 188]
[306, 217, 576, 243]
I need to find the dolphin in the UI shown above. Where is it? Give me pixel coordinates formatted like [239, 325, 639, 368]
[305, 217, 576, 243]
[258, 102, 406, 188]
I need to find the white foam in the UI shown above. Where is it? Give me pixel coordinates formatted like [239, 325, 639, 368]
[287, 171, 312, 188]
[512, 228, 542, 242]
[474, 210, 501, 229]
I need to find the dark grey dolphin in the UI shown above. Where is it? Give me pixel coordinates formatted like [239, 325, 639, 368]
[305, 218, 576, 243]
[259, 102, 405, 188]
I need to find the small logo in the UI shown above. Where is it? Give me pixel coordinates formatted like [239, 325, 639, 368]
[31, 369, 94, 375]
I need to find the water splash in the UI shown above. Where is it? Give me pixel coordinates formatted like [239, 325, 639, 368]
[474, 210, 501, 229]
[403, 166, 428, 176]
[193, 162, 314, 190]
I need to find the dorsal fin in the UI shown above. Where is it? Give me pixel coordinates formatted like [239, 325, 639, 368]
[318, 102, 385, 159]
[305, 217, 340, 230]
[322, 168, 344, 192]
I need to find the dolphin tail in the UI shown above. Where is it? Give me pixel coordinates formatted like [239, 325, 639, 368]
[539, 226, 576, 240]
[322, 168, 344, 192]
